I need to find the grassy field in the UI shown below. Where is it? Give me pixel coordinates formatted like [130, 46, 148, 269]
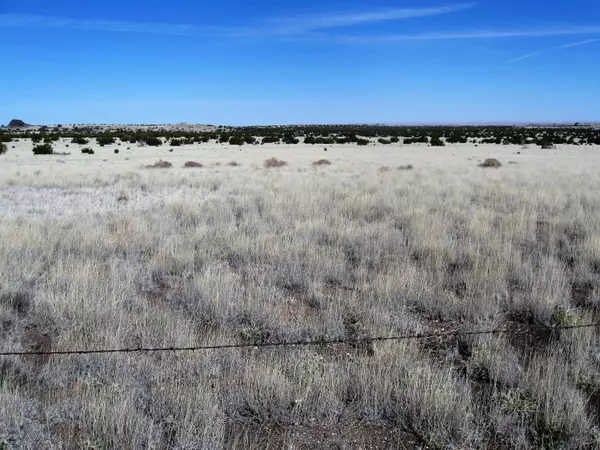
[1, 139, 600, 449]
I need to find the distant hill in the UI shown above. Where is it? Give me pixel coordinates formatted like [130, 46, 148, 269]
[7, 119, 30, 128]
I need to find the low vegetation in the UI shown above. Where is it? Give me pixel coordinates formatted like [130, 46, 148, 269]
[479, 158, 502, 168]
[183, 161, 203, 168]
[145, 159, 172, 168]
[312, 159, 332, 166]
[31, 143, 53, 155]
[264, 157, 287, 168]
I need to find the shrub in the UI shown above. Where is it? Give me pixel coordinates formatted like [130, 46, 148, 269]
[183, 161, 203, 168]
[479, 158, 502, 168]
[390, 136, 400, 143]
[97, 136, 115, 146]
[430, 136, 445, 146]
[81, 148, 94, 155]
[227, 161, 240, 167]
[0, 143, 7, 154]
[170, 139, 182, 146]
[114, 149, 119, 154]
[356, 138, 369, 146]
[145, 160, 172, 168]
[378, 138, 391, 145]
[229, 136, 245, 146]
[312, 159, 331, 166]
[32, 143, 53, 155]
[31, 135, 43, 143]
[399, 164, 414, 170]
[145, 137, 162, 146]
[71, 136, 89, 145]
[264, 157, 287, 168]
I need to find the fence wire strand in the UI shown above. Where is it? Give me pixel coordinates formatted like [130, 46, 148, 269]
[1, 322, 598, 358]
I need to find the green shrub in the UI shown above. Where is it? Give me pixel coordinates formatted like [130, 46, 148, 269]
[145, 137, 162, 146]
[81, 147, 94, 155]
[114, 149, 119, 154]
[97, 135, 115, 146]
[32, 143, 54, 155]
[0, 143, 6, 154]
[170, 139, 182, 146]
[430, 136, 446, 146]
[378, 138, 391, 145]
[71, 136, 89, 145]
[30, 134, 43, 143]
[229, 136, 245, 146]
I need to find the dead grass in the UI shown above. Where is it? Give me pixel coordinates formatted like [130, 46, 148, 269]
[312, 159, 331, 166]
[1, 149, 600, 449]
[398, 164, 414, 170]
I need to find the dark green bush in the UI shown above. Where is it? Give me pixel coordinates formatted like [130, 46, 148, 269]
[71, 136, 89, 145]
[97, 135, 115, 146]
[81, 147, 94, 154]
[32, 143, 54, 155]
[170, 139, 182, 146]
[378, 138, 391, 145]
[430, 136, 446, 146]
[114, 149, 119, 154]
[146, 137, 162, 146]
[0, 143, 7, 154]
[229, 136, 245, 146]
[30, 134, 42, 143]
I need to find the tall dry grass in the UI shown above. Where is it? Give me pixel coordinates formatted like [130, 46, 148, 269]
[1, 149, 600, 448]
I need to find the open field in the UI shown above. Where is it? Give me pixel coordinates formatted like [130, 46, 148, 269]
[1, 139, 600, 449]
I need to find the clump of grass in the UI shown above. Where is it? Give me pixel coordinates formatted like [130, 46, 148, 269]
[312, 159, 331, 166]
[183, 161, 203, 168]
[398, 164, 414, 170]
[479, 158, 502, 168]
[377, 166, 391, 173]
[264, 157, 287, 168]
[145, 160, 173, 169]
[227, 161, 240, 167]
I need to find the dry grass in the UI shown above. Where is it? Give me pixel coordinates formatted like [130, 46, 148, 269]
[398, 164, 414, 171]
[0, 141, 600, 448]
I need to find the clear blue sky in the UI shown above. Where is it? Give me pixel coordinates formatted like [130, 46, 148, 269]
[1, 1, 599, 125]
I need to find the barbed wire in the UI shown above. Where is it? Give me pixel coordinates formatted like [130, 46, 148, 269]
[1, 322, 598, 358]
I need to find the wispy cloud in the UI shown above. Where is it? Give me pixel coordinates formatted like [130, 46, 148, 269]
[508, 38, 600, 63]
[328, 26, 600, 43]
[267, 3, 477, 35]
[0, 4, 476, 38]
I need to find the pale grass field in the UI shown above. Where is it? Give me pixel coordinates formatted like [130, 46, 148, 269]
[1, 139, 600, 449]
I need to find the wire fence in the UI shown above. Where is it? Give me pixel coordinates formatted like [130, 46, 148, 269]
[1, 321, 598, 358]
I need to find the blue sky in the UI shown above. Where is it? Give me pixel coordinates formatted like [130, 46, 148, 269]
[1, 1, 599, 125]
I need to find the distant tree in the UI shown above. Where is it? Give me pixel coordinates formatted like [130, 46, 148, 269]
[243, 135, 256, 144]
[229, 136, 245, 146]
[31, 134, 43, 143]
[97, 135, 115, 146]
[356, 138, 369, 146]
[32, 143, 54, 155]
[282, 134, 299, 144]
[430, 136, 445, 146]
[170, 139, 182, 146]
[378, 138, 391, 145]
[390, 137, 400, 143]
[145, 137, 163, 146]
[0, 143, 7, 154]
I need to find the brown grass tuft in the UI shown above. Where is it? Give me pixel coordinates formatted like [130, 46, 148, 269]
[264, 157, 287, 168]
[183, 161, 203, 168]
[227, 161, 240, 167]
[377, 166, 391, 173]
[312, 159, 332, 167]
[398, 164, 414, 170]
[478, 158, 502, 168]
[144, 160, 173, 169]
